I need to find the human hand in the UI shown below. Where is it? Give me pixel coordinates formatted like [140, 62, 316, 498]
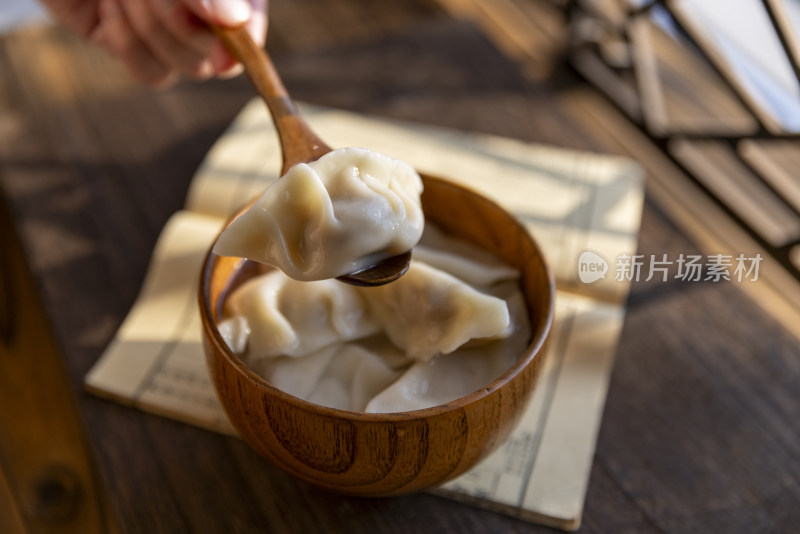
[40, 0, 268, 87]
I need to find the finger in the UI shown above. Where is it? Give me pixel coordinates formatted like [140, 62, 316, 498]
[90, 0, 176, 87]
[180, 0, 252, 28]
[38, 0, 100, 38]
[120, 0, 211, 79]
[207, 0, 269, 77]
[246, 0, 268, 47]
[147, 0, 217, 57]
[208, 40, 242, 78]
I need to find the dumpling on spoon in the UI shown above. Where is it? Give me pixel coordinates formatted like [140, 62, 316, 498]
[213, 148, 424, 281]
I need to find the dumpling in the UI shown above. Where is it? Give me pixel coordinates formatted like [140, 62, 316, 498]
[254, 342, 408, 412]
[222, 270, 380, 360]
[212, 148, 424, 281]
[217, 314, 250, 354]
[357, 261, 512, 362]
[306, 344, 405, 412]
[365, 292, 530, 413]
[413, 224, 519, 288]
[248, 344, 339, 400]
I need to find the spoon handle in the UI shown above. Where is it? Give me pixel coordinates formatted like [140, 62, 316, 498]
[212, 25, 332, 174]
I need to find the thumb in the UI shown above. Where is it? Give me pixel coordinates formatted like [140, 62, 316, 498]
[182, 0, 252, 27]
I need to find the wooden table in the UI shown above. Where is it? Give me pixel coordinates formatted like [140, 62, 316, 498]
[1, 1, 799, 532]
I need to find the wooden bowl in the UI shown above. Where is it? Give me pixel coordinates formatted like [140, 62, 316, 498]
[198, 174, 555, 496]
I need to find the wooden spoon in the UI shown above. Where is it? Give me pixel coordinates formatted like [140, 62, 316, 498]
[212, 25, 411, 286]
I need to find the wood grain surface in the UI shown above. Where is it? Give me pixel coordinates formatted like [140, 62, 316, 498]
[0, 0, 799, 532]
[0, 191, 117, 534]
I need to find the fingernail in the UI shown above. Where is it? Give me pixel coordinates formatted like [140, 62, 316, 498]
[247, 12, 268, 46]
[202, 0, 252, 26]
[195, 60, 214, 79]
[218, 63, 244, 79]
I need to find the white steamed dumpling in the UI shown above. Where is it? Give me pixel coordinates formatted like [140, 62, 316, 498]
[364, 292, 530, 413]
[358, 261, 512, 362]
[212, 148, 424, 281]
[221, 270, 380, 360]
[253, 342, 408, 412]
[412, 224, 519, 289]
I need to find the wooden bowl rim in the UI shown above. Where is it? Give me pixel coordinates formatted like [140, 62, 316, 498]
[199, 174, 555, 422]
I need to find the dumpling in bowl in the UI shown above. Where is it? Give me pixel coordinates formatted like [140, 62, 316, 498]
[218, 270, 380, 360]
[412, 223, 519, 289]
[364, 292, 530, 413]
[212, 148, 424, 281]
[358, 261, 513, 362]
[252, 341, 410, 412]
